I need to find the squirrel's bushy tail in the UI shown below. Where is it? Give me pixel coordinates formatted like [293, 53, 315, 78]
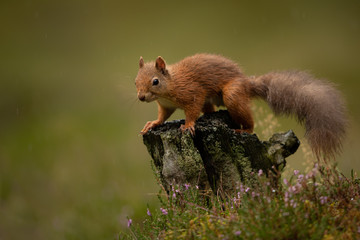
[251, 70, 347, 160]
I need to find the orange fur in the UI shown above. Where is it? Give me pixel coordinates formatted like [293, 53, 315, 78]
[135, 54, 347, 160]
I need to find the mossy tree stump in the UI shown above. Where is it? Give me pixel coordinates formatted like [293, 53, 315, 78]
[143, 111, 300, 195]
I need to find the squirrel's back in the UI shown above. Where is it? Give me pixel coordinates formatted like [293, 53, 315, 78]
[171, 54, 244, 85]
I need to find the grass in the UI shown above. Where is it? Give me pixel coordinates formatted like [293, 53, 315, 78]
[121, 162, 360, 239]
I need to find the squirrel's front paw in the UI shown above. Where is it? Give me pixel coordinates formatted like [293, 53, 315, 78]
[180, 124, 195, 136]
[140, 120, 161, 135]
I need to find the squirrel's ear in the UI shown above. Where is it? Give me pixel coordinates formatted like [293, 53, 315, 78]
[139, 56, 144, 68]
[155, 56, 166, 72]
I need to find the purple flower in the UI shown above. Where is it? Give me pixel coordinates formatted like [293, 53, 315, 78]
[319, 196, 328, 205]
[290, 199, 297, 208]
[127, 218, 132, 227]
[239, 184, 244, 192]
[147, 208, 152, 216]
[297, 174, 304, 182]
[245, 187, 250, 193]
[288, 185, 297, 193]
[258, 169, 263, 176]
[160, 207, 168, 215]
[283, 178, 289, 186]
[234, 230, 241, 236]
[184, 183, 190, 190]
[294, 170, 300, 175]
[284, 191, 289, 199]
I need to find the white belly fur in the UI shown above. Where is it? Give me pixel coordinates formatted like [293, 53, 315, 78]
[157, 95, 224, 110]
[157, 97, 178, 109]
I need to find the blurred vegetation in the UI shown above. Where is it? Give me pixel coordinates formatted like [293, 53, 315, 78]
[0, 0, 359, 239]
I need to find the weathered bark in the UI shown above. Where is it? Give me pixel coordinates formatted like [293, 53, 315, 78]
[143, 110, 300, 194]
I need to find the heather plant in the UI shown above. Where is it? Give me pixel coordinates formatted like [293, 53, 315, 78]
[121, 163, 360, 239]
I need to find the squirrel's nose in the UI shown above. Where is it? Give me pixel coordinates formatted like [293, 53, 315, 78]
[138, 94, 146, 102]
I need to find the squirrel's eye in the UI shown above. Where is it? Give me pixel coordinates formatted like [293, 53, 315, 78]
[152, 78, 159, 86]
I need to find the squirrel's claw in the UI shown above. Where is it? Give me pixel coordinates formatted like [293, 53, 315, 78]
[180, 124, 195, 136]
[140, 120, 161, 135]
[234, 129, 252, 134]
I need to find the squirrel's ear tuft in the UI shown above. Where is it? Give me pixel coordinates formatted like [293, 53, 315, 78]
[155, 56, 166, 72]
[139, 56, 144, 68]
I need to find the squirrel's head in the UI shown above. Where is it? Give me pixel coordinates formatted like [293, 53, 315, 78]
[135, 56, 170, 102]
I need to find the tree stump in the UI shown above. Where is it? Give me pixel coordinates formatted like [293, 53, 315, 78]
[142, 110, 300, 194]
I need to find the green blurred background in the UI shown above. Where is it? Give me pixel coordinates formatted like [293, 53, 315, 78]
[0, 0, 359, 239]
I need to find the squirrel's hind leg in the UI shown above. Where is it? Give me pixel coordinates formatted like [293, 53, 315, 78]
[202, 102, 216, 114]
[222, 82, 254, 134]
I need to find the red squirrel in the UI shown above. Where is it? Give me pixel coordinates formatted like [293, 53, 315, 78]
[135, 54, 346, 159]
